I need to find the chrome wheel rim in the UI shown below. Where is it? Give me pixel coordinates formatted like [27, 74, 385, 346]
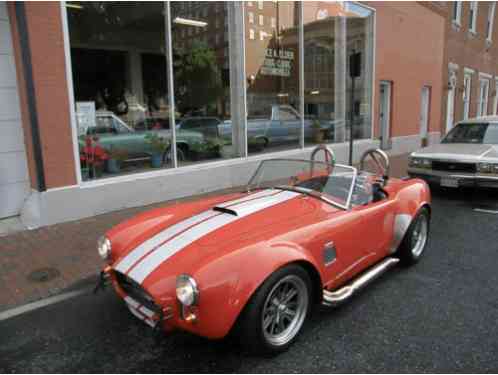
[411, 214, 428, 258]
[261, 275, 308, 347]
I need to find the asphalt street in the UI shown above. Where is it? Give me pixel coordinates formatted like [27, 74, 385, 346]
[1, 187, 498, 373]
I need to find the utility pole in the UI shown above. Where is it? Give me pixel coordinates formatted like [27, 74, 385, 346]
[348, 50, 361, 166]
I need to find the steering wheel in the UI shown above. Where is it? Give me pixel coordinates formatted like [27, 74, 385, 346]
[359, 148, 390, 184]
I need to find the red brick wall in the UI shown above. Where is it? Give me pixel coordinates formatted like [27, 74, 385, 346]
[10, 2, 77, 189]
[444, 2, 498, 124]
[365, 2, 446, 140]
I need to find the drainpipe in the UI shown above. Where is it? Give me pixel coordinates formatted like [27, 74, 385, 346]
[14, 3, 46, 192]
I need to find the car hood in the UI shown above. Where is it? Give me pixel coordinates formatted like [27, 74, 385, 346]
[110, 189, 328, 293]
[411, 143, 498, 162]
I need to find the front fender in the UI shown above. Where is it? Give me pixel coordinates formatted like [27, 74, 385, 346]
[189, 242, 322, 339]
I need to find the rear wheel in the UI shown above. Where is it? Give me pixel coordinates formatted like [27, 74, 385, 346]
[397, 207, 430, 265]
[238, 265, 312, 355]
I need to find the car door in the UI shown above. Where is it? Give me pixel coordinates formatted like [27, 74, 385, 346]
[279, 107, 301, 142]
[306, 203, 366, 289]
[354, 197, 396, 266]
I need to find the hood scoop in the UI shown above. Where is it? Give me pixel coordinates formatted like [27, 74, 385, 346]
[213, 206, 238, 216]
[212, 190, 302, 218]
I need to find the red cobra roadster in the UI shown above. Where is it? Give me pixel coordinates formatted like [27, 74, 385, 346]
[96, 146, 431, 354]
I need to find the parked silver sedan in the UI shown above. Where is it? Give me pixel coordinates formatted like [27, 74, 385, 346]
[408, 117, 498, 188]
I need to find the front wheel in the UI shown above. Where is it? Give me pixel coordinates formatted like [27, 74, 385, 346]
[238, 265, 312, 355]
[397, 207, 430, 265]
[163, 145, 186, 165]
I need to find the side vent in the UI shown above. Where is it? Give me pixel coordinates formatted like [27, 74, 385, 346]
[323, 241, 336, 266]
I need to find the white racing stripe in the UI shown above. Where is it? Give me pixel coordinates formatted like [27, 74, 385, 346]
[115, 210, 219, 274]
[128, 190, 301, 284]
[216, 188, 280, 208]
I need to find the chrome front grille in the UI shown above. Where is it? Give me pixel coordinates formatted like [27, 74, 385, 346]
[432, 161, 476, 173]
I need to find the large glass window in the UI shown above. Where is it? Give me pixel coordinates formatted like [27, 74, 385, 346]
[170, 2, 235, 165]
[68, 2, 173, 180]
[244, 1, 302, 155]
[66, 2, 375, 182]
[302, 1, 373, 146]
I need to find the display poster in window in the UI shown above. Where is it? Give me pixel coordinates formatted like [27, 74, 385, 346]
[76, 101, 96, 136]
[261, 48, 294, 77]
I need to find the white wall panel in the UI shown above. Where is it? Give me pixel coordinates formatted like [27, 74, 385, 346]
[0, 2, 29, 218]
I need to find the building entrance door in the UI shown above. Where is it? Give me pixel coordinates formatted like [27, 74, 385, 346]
[445, 85, 455, 134]
[419, 86, 430, 147]
[0, 2, 30, 219]
[379, 81, 391, 150]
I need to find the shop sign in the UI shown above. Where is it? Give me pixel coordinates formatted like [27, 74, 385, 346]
[261, 48, 294, 77]
[76, 101, 96, 136]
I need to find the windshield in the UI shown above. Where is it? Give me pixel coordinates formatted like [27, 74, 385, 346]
[442, 123, 498, 144]
[247, 159, 357, 209]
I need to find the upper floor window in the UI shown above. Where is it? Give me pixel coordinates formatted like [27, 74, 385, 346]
[452, 2, 462, 25]
[486, 2, 496, 41]
[469, 2, 478, 33]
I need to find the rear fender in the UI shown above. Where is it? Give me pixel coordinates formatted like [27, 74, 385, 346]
[191, 243, 322, 339]
[390, 179, 431, 253]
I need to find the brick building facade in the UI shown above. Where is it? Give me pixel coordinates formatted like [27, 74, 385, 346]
[1, 1, 446, 229]
[443, 1, 498, 134]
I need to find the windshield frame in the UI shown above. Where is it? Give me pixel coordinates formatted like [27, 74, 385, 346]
[247, 158, 358, 211]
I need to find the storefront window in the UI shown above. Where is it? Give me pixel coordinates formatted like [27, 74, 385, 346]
[303, 1, 373, 147]
[245, 1, 302, 155]
[66, 2, 374, 182]
[68, 2, 173, 180]
[170, 2, 234, 165]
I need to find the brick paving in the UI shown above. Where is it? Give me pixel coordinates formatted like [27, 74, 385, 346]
[0, 153, 410, 312]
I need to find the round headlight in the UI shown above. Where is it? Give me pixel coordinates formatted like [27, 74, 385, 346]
[97, 236, 112, 260]
[176, 274, 199, 306]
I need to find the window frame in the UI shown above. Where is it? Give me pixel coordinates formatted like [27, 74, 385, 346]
[487, 2, 496, 42]
[61, 1, 377, 187]
[469, 1, 478, 33]
[452, 2, 462, 26]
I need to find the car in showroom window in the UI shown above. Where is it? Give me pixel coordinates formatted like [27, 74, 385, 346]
[408, 118, 498, 189]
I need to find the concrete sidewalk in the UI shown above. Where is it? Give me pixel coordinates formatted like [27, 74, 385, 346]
[0, 153, 410, 313]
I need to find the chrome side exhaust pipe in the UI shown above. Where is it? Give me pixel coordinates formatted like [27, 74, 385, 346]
[322, 257, 400, 306]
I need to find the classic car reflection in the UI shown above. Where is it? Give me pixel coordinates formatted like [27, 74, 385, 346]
[96, 146, 431, 354]
[79, 112, 204, 162]
[408, 117, 498, 188]
[219, 105, 341, 147]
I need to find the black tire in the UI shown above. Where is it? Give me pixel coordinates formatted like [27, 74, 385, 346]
[237, 264, 312, 355]
[396, 207, 430, 266]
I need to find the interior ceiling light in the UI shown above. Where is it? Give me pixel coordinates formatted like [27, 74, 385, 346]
[173, 17, 208, 28]
[66, 3, 84, 10]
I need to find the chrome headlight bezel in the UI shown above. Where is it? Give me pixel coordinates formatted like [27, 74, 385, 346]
[477, 162, 498, 174]
[409, 157, 432, 169]
[97, 236, 112, 260]
[176, 274, 199, 306]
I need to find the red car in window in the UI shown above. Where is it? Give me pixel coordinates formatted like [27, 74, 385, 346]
[96, 146, 431, 354]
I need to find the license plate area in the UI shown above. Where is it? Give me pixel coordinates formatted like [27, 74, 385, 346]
[441, 177, 458, 188]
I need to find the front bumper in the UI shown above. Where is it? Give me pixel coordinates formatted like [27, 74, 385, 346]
[408, 167, 498, 188]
